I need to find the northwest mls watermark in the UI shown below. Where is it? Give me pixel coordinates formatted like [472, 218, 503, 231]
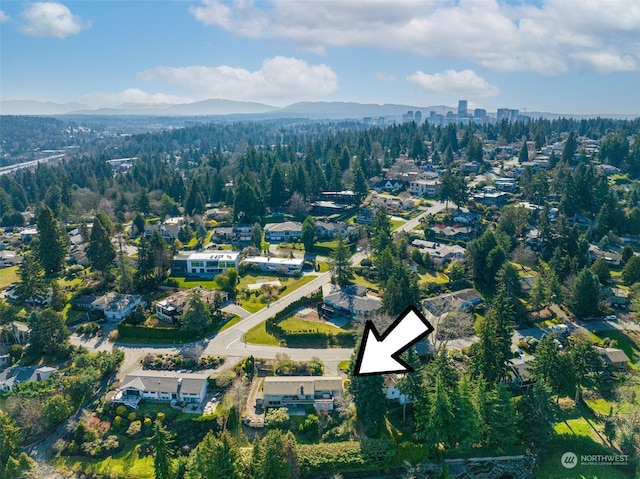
[561, 451, 630, 469]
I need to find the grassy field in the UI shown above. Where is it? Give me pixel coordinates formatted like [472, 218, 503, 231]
[417, 271, 450, 286]
[219, 315, 243, 332]
[54, 440, 155, 479]
[237, 274, 317, 313]
[243, 321, 280, 345]
[390, 218, 405, 230]
[169, 276, 219, 289]
[351, 273, 379, 290]
[0, 265, 18, 289]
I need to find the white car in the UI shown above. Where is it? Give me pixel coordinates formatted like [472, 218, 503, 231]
[605, 315, 617, 321]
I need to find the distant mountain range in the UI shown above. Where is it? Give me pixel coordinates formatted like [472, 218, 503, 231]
[0, 98, 636, 120]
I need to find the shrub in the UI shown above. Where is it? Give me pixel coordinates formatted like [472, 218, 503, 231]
[113, 416, 122, 427]
[126, 420, 142, 437]
[127, 412, 136, 421]
[116, 405, 127, 416]
[144, 417, 152, 427]
[157, 412, 166, 422]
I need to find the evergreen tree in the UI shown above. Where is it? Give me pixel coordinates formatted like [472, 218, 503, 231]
[135, 234, 156, 292]
[438, 168, 467, 210]
[622, 255, 640, 285]
[269, 164, 288, 209]
[423, 376, 455, 451]
[150, 229, 172, 284]
[529, 275, 547, 310]
[351, 159, 368, 200]
[471, 289, 513, 384]
[590, 257, 611, 283]
[36, 205, 67, 275]
[562, 129, 577, 164]
[496, 262, 522, 297]
[518, 141, 529, 163]
[28, 309, 69, 355]
[570, 267, 601, 317]
[382, 264, 420, 317]
[301, 216, 315, 253]
[370, 205, 392, 253]
[485, 385, 518, 449]
[349, 348, 386, 436]
[329, 232, 352, 286]
[151, 419, 174, 479]
[16, 253, 46, 304]
[258, 429, 293, 479]
[87, 213, 116, 275]
[49, 279, 67, 312]
[517, 382, 555, 450]
[133, 212, 146, 236]
[251, 222, 263, 249]
[451, 374, 481, 449]
[180, 290, 212, 331]
[186, 431, 241, 479]
[374, 246, 396, 284]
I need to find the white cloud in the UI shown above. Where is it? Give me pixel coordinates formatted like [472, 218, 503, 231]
[0, 10, 10, 23]
[375, 72, 396, 83]
[407, 69, 499, 98]
[188, 0, 640, 75]
[570, 52, 637, 73]
[20, 2, 89, 38]
[138, 56, 338, 102]
[80, 89, 193, 108]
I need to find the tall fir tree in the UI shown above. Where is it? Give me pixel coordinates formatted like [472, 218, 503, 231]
[151, 419, 174, 479]
[87, 213, 116, 275]
[36, 205, 68, 275]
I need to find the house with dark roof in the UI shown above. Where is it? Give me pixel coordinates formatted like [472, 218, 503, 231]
[111, 370, 209, 409]
[261, 376, 343, 412]
[156, 287, 228, 324]
[0, 365, 57, 392]
[76, 293, 143, 320]
[314, 221, 353, 239]
[422, 288, 482, 316]
[507, 356, 536, 390]
[321, 284, 382, 322]
[597, 347, 630, 369]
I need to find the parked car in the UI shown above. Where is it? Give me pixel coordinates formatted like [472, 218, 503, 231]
[605, 315, 617, 321]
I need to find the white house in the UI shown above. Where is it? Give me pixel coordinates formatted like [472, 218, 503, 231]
[409, 180, 441, 198]
[156, 287, 229, 323]
[412, 240, 466, 265]
[0, 366, 57, 392]
[264, 222, 303, 243]
[82, 293, 143, 320]
[242, 256, 304, 275]
[262, 376, 343, 412]
[173, 251, 240, 278]
[111, 370, 209, 409]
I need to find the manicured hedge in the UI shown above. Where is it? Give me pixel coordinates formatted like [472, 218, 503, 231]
[297, 440, 395, 476]
[118, 323, 204, 341]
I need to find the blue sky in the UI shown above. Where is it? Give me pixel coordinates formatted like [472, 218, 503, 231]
[1, 0, 639, 114]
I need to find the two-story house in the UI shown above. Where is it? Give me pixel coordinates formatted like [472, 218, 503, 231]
[261, 376, 343, 412]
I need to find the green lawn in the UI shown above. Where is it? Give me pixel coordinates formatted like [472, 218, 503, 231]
[54, 440, 155, 479]
[237, 274, 318, 313]
[418, 271, 450, 286]
[278, 316, 340, 333]
[243, 321, 279, 346]
[351, 273, 379, 290]
[169, 276, 219, 289]
[219, 315, 242, 332]
[0, 265, 18, 289]
[594, 330, 640, 366]
[390, 218, 405, 230]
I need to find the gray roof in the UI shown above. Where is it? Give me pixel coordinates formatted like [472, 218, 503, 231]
[324, 285, 382, 313]
[120, 370, 209, 394]
[263, 376, 343, 396]
[264, 222, 302, 233]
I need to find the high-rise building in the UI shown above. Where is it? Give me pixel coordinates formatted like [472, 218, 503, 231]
[474, 108, 487, 119]
[458, 100, 468, 117]
[496, 108, 510, 122]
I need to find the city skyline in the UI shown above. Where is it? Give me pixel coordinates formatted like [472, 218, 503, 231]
[1, 0, 639, 114]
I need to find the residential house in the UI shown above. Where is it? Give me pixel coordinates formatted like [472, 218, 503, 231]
[588, 245, 622, 266]
[319, 190, 360, 205]
[321, 284, 382, 321]
[87, 293, 143, 320]
[569, 214, 595, 230]
[11, 322, 29, 344]
[264, 222, 303, 243]
[471, 191, 510, 206]
[597, 347, 630, 370]
[232, 224, 253, 243]
[172, 251, 240, 278]
[156, 287, 228, 324]
[0, 365, 57, 392]
[371, 193, 417, 212]
[0, 354, 10, 370]
[384, 374, 410, 405]
[111, 370, 209, 409]
[261, 376, 343, 412]
[409, 180, 441, 198]
[0, 250, 22, 268]
[507, 356, 536, 391]
[315, 222, 352, 239]
[452, 211, 481, 224]
[607, 287, 629, 309]
[422, 288, 482, 316]
[311, 201, 348, 215]
[355, 208, 374, 225]
[431, 225, 474, 241]
[460, 162, 480, 174]
[412, 239, 465, 265]
[205, 207, 233, 221]
[20, 227, 38, 243]
[242, 256, 304, 275]
[144, 223, 181, 242]
[494, 178, 518, 192]
[373, 179, 406, 192]
[210, 226, 234, 244]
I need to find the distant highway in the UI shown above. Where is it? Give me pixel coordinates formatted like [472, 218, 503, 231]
[0, 153, 66, 176]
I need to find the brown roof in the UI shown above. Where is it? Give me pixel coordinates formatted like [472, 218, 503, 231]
[597, 347, 630, 365]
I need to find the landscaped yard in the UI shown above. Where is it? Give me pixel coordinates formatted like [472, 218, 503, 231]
[278, 316, 340, 333]
[594, 330, 640, 367]
[351, 272, 379, 290]
[243, 321, 279, 346]
[244, 316, 349, 347]
[219, 315, 243, 332]
[0, 265, 18, 289]
[417, 271, 450, 286]
[237, 273, 318, 313]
